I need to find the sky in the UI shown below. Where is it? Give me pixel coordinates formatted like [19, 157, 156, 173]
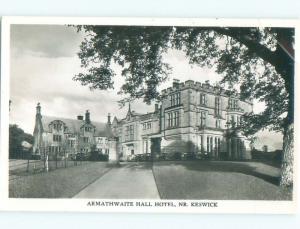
[9, 24, 283, 151]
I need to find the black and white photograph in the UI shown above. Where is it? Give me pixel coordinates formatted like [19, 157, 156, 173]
[0, 17, 297, 213]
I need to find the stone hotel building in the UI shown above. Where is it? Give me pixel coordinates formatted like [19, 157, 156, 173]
[33, 79, 253, 161]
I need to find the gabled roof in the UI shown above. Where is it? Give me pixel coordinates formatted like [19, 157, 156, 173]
[140, 112, 158, 121]
[131, 111, 143, 116]
[117, 111, 158, 123]
[41, 116, 107, 136]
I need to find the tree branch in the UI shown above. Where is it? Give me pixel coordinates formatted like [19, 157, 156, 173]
[212, 27, 277, 67]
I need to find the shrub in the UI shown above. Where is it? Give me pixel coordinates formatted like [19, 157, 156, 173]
[167, 152, 182, 161]
[88, 151, 108, 161]
[182, 152, 196, 160]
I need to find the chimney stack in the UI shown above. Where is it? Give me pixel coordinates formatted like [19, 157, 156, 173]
[108, 113, 111, 125]
[173, 79, 180, 88]
[85, 110, 91, 123]
[77, 115, 83, 120]
[36, 102, 41, 115]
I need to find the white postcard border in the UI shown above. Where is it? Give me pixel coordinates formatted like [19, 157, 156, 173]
[1, 16, 299, 214]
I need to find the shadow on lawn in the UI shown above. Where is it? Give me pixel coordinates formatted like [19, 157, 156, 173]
[153, 161, 281, 186]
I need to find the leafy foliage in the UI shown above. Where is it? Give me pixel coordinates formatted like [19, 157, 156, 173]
[74, 26, 294, 136]
[9, 124, 33, 159]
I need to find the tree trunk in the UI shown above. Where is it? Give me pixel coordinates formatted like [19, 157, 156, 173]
[280, 123, 294, 187]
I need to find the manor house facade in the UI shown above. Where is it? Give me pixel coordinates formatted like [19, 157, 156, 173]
[112, 79, 253, 160]
[33, 104, 117, 160]
[33, 79, 253, 161]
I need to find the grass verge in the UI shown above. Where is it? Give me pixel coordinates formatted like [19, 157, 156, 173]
[9, 162, 112, 198]
[152, 161, 292, 200]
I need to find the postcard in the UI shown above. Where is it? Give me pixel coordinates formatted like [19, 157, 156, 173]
[0, 17, 298, 213]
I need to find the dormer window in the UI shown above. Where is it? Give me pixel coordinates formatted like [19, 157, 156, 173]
[85, 127, 92, 132]
[52, 122, 62, 131]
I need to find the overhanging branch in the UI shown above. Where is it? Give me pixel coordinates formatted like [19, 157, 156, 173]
[212, 27, 278, 67]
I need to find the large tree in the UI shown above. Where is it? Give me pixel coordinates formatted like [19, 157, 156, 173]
[74, 25, 294, 187]
[9, 124, 34, 159]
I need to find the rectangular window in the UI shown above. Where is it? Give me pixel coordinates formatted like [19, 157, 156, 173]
[234, 100, 238, 109]
[83, 137, 89, 143]
[170, 92, 181, 107]
[147, 122, 151, 129]
[68, 140, 75, 147]
[229, 99, 238, 109]
[176, 93, 180, 105]
[200, 94, 206, 105]
[53, 123, 62, 131]
[53, 135, 62, 142]
[125, 126, 129, 140]
[167, 113, 171, 128]
[166, 111, 180, 128]
[85, 127, 92, 132]
[229, 99, 233, 108]
[173, 112, 177, 127]
[215, 97, 221, 115]
[172, 94, 175, 106]
[129, 125, 134, 140]
[216, 119, 221, 128]
[170, 94, 175, 106]
[200, 111, 206, 127]
[142, 123, 146, 130]
[231, 115, 235, 124]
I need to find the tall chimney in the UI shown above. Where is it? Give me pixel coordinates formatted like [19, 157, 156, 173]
[173, 79, 180, 88]
[108, 113, 111, 125]
[36, 102, 41, 115]
[85, 110, 91, 124]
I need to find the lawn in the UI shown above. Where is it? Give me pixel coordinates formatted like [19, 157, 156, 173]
[9, 162, 112, 198]
[152, 161, 292, 200]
